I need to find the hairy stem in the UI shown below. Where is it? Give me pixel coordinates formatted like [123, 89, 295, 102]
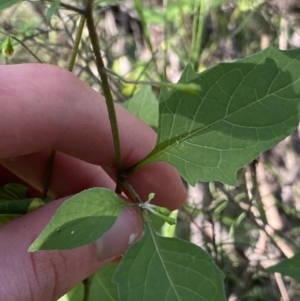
[123, 179, 143, 204]
[42, 15, 86, 199]
[84, 0, 123, 193]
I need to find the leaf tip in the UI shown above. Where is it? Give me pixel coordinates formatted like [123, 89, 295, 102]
[27, 243, 38, 252]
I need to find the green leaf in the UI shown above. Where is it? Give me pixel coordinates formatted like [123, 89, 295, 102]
[0, 198, 44, 215]
[0, 183, 39, 226]
[89, 263, 119, 300]
[28, 188, 127, 251]
[0, 214, 20, 226]
[113, 222, 225, 301]
[58, 263, 119, 301]
[267, 252, 300, 282]
[134, 46, 300, 186]
[0, 183, 29, 201]
[58, 283, 84, 301]
[123, 85, 159, 129]
[0, 0, 23, 10]
[2, 36, 14, 58]
[46, 0, 60, 25]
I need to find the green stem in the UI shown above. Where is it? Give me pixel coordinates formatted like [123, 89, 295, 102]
[84, 0, 123, 193]
[125, 154, 154, 176]
[42, 15, 86, 199]
[68, 16, 86, 70]
[104, 68, 201, 94]
[123, 179, 143, 204]
[42, 150, 56, 199]
[190, 0, 207, 71]
[190, 0, 199, 66]
[163, 0, 169, 80]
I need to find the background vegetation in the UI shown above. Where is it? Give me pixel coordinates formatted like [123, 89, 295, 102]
[1, 0, 300, 300]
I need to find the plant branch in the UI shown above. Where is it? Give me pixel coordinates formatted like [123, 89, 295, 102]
[60, 1, 85, 14]
[104, 68, 173, 89]
[122, 179, 143, 204]
[104, 68, 201, 94]
[84, 0, 123, 193]
[42, 15, 86, 199]
[68, 15, 86, 70]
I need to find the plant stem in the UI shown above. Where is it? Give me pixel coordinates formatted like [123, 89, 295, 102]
[42, 15, 86, 199]
[84, 0, 123, 193]
[82, 276, 93, 301]
[123, 179, 143, 204]
[163, 0, 169, 80]
[68, 15, 86, 70]
[190, 0, 207, 71]
[104, 68, 201, 93]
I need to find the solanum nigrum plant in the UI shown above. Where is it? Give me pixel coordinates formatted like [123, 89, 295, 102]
[2, 0, 300, 300]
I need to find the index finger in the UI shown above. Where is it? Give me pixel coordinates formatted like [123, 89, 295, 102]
[0, 64, 186, 209]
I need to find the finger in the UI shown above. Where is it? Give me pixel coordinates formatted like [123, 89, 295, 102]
[2, 153, 183, 209]
[0, 197, 142, 301]
[1, 150, 116, 198]
[0, 64, 186, 208]
[0, 165, 41, 197]
[0, 64, 153, 166]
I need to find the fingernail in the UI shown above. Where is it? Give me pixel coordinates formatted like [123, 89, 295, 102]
[95, 208, 142, 261]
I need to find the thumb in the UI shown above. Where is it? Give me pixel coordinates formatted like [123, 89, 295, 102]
[0, 197, 142, 301]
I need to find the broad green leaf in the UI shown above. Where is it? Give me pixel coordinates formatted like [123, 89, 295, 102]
[267, 252, 300, 282]
[58, 282, 84, 301]
[133, 47, 300, 186]
[89, 263, 119, 300]
[113, 222, 225, 301]
[123, 85, 159, 129]
[0, 0, 23, 10]
[59, 263, 119, 301]
[28, 188, 127, 251]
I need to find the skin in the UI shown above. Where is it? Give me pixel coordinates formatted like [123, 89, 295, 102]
[0, 64, 187, 301]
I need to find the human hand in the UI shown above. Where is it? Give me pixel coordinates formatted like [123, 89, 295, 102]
[0, 64, 186, 301]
